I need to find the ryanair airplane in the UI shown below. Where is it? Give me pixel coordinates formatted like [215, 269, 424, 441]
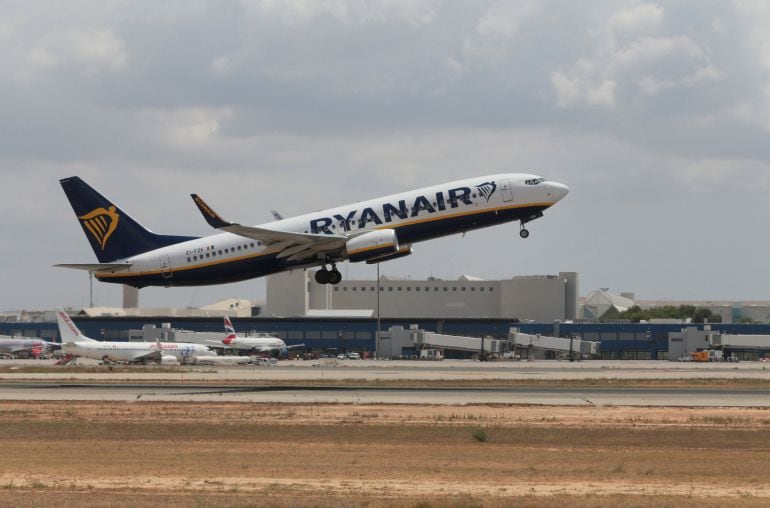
[56, 174, 569, 287]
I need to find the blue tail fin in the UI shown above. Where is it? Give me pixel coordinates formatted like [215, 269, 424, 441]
[60, 176, 199, 262]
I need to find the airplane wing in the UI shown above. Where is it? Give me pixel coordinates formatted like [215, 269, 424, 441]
[54, 263, 132, 272]
[132, 350, 163, 363]
[286, 343, 305, 350]
[191, 194, 348, 261]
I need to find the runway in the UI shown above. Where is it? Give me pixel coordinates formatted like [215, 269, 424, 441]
[2, 382, 769, 406]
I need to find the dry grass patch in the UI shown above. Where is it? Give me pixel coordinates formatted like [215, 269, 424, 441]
[0, 402, 768, 506]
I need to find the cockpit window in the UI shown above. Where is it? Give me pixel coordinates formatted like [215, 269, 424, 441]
[525, 177, 546, 185]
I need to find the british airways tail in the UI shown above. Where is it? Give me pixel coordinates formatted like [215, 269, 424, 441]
[60, 176, 199, 263]
[223, 316, 237, 345]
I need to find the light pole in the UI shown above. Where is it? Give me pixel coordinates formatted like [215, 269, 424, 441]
[376, 263, 381, 359]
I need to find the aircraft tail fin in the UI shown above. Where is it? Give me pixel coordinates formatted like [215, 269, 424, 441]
[223, 316, 237, 345]
[56, 310, 96, 343]
[60, 176, 199, 263]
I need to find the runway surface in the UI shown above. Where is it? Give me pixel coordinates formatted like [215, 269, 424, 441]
[2, 382, 769, 406]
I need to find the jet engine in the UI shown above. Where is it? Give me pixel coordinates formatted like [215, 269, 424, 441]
[160, 355, 179, 365]
[365, 245, 413, 264]
[345, 229, 402, 263]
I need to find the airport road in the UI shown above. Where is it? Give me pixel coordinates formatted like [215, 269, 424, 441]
[1, 382, 769, 406]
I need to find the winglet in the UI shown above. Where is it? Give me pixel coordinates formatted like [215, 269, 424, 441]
[191, 194, 232, 229]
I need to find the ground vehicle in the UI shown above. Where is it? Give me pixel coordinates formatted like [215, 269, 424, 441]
[690, 350, 723, 362]
[347, 352, 361, 360]
[419, 349, 444, 361]
[250, 356, 277, 366]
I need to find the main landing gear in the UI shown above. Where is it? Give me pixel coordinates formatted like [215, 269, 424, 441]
[315, 264, 342, 285]
[519, 222, 530, 239]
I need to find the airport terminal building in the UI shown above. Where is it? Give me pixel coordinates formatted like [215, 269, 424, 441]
[4, 270, 770, 360]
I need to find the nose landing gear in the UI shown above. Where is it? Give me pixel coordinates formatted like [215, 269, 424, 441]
[519, 211, 543, 239]
[315, 264, 342, 285]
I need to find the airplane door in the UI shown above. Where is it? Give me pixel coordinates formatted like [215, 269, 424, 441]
[159, 255, 172, 282]
[500, 179, 513, 202]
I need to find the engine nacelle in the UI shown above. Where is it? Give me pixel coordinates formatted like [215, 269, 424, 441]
[365, 245, 413, 264]
[345, 229, 400, 263]
[160, 355, 179, 365]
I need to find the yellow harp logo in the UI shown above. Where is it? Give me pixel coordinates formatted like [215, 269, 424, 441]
[79, 206, 120, 250]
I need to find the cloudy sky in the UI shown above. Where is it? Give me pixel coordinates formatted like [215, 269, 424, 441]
[2, 0, 770, 311]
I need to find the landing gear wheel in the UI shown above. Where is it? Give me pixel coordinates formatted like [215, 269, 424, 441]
[315, 268, 330, 284]
[328, 269, 342, 285]
[519, 228, 530, 239]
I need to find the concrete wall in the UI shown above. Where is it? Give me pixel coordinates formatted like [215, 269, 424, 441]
[668, 327, 717, 359]
[326, 278, 500, 319]
[265, 270, 309, 317]
[500, 276, 567, 322]
[266, 270, 579, 322]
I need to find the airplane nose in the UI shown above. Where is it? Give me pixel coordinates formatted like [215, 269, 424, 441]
[547, 182, 570, 202]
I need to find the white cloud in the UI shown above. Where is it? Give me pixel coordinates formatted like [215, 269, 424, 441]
[139, 107, 233, 147]
[21, 29, 127, 77]
[608, 3, 663, 38]
[615, 35, 706, 65]
[476, 1, 539, 39]
[551, 61, 616, 108]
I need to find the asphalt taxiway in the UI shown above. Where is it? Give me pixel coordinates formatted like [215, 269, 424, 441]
[1, 382, 769, 406]
[1, 359, 768, 406]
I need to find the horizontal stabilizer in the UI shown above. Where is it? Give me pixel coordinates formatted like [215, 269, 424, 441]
[55, 263, 132, 272]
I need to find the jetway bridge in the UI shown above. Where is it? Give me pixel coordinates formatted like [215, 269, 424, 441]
[381, 325, 600, 359]
[508, 330, 600, 359]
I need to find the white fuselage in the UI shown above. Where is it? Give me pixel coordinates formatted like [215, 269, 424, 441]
[93, 173, 568, 287]
[0, 337, 51, 355]
[225, 336, 286, 352]
[62, 341, 215, 363]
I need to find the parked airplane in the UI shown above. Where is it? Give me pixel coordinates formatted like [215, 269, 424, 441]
[57, 174, 568, 287]
[55, 311, 216, 364]
[0, 336, 56, 357]
[214, 316, 302, 354]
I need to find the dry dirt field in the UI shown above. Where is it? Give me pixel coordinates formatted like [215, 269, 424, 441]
[0, 401, 768, 507]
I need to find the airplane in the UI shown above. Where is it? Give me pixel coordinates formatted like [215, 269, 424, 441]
[55, 310, 217, 364]
[56, 174, 569, 287]
[212, 316, 302, 354]
[0, 336, 57, 358]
